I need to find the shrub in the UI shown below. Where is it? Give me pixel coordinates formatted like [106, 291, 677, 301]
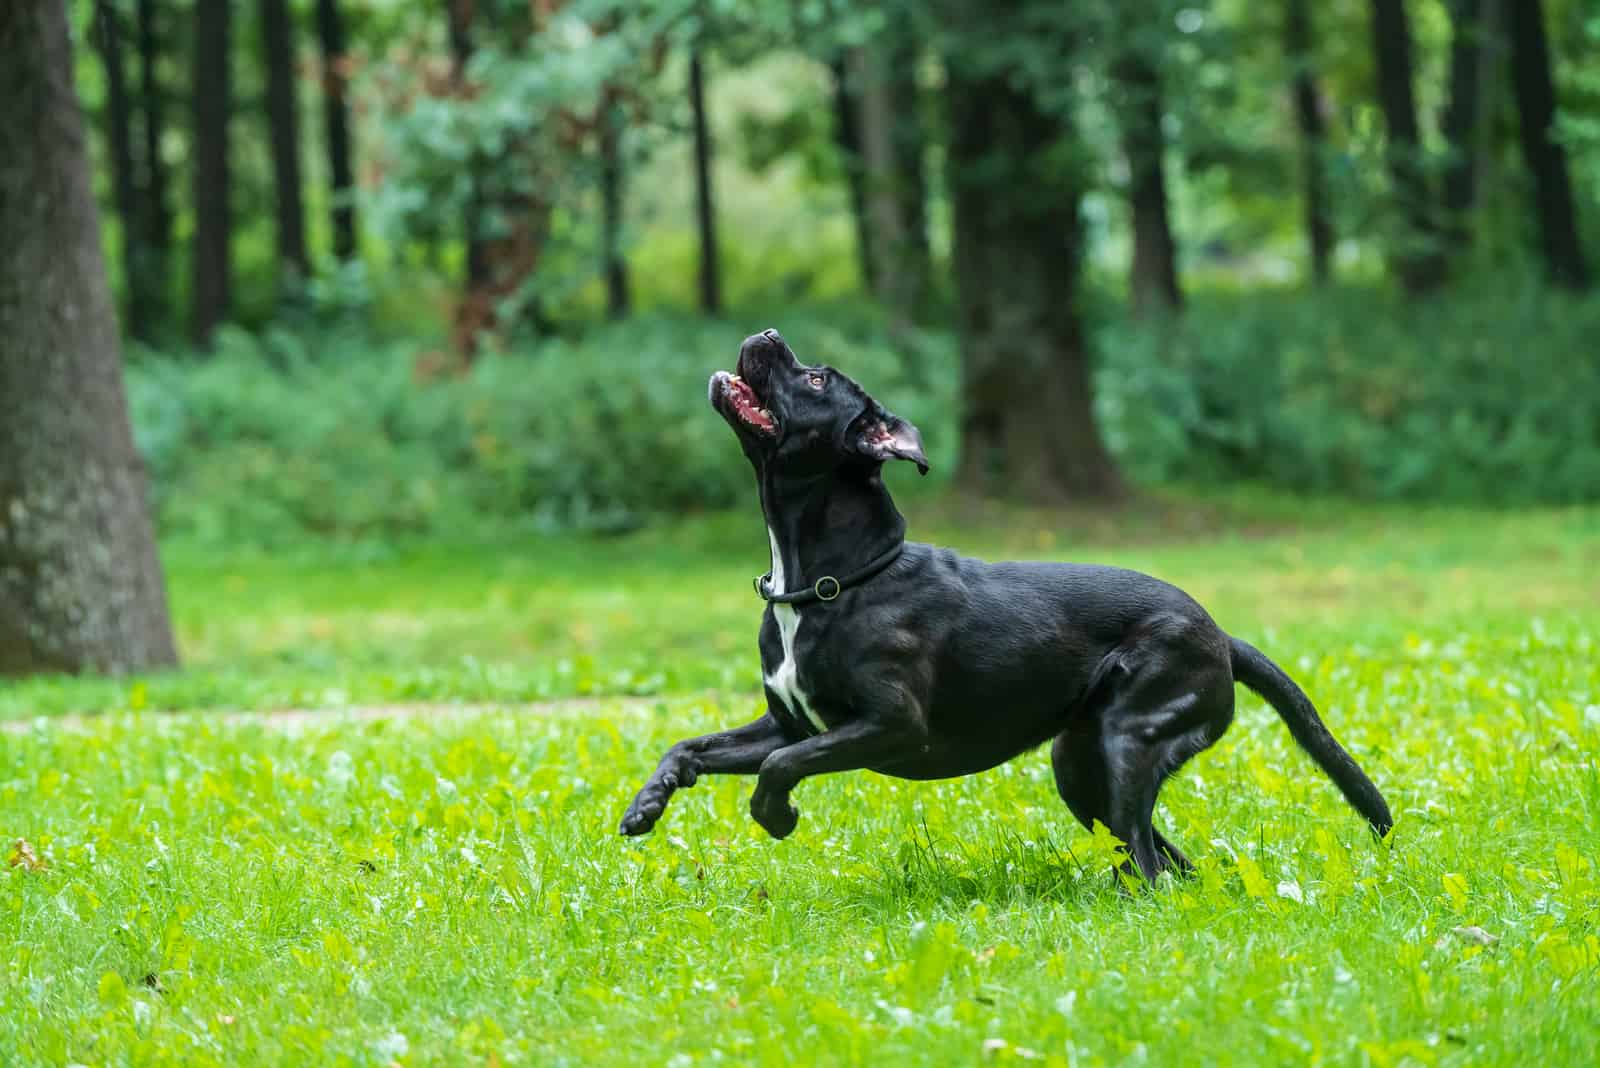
[126, 309, 956, 545]
[126, 281, 1600, 548]
[1096, 278, 1600, 503]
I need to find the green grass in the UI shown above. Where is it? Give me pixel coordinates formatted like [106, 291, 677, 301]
[4, 491, 1599, 1064]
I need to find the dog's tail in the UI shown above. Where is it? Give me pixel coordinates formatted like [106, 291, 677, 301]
[1229, 636, 1393, 838]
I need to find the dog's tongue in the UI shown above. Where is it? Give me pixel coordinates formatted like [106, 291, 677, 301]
[729, 377, 774, 430]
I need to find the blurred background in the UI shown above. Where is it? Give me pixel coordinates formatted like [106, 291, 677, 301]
[69, 0, 1600, 538]
[2, 0, 1599, 688]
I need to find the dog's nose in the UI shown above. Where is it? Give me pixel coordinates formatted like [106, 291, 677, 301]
[740, 329, 783, 358]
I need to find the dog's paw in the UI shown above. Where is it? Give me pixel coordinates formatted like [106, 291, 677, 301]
[618, 793, 666, 836]
[750, 793, 800, 840]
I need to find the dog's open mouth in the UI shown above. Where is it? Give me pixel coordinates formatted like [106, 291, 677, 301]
[712, 371, 776, 434]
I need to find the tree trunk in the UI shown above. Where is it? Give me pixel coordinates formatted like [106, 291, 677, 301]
[134, 0, 171, 328]
[445, 0, 486, 289]
[946, 70, 1123, 503]
[1285, 0, 1335, 284]
[689, 48, 721, 316]
[1111, 36, 1183, 315]
[189, 0, 233, 345]
[262, 0, 309, 282]
[850, 36, 932, 324]
[1369, 0, 1445, 293]
[0, 3, 177, 676]
[1505, 0, 1590, 289]
[599, 90, 630, 319]
[831, 52, 874, 296]
[317, 0, 357, 261]
[1440, 0, 1485, 254]
[91, 0, 145, 338]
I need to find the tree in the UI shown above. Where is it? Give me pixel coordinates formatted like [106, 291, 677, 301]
[0, 2, 177, 676]
[1505, 0, 1589, 289]
[598, 88, 631, 319]
[1440, 0, 1488, 254]
[91, 0, 145, 336]
[134, 0, 171, 330]
[845, 32, 932, 325]
[944, 11, 1123, 503]
[317, 0, 357, 261]
[190, 0, 233, 345]
[262, 0, 310, 282]
[830, 52, 874, 295]
[1368, 0, 1445, 292]
[1285, 0, 1335, 283]
[445, 0, 486, 292]
[688, 47, 721, 315]
[1110, 9, 1183, 315]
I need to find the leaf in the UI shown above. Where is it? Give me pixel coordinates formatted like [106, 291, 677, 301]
[1235, 854, 1274, 903]
[98, 970, 128, 1006]
[7, 838, 46, 872]
[1441, 872, 1469, 911]
[1449, 925, 1499, 947]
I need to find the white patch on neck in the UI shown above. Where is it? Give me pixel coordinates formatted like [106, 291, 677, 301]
[764, 527, 826, 733]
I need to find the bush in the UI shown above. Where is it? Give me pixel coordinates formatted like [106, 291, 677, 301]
[1097, 279, 1600, 503]
[127, 309, 957, 546]
[127, 281, 1599, 548]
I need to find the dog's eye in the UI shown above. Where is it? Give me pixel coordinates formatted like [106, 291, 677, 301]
[807, 373, 826, 390]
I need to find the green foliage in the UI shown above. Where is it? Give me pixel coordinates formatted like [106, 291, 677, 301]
[126, 310, 955, 545]
[3, 501, 1599, 1063]
[123, 276, 1599, 552]
[1098, 279, 1600, 502]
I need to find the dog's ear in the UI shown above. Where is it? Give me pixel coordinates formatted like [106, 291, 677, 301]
[854, 410, 929, 475]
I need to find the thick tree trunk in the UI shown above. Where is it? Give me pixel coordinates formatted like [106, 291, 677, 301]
[1111, 40, 1183, 315]
[888, 36, 931, 320]
[317, 0, 357, 261]
[689, 49, 721, 315]
[0, 3, 177, 676]
[189, 0, 233, 345]
[262, 0, 309, 281]
[1286, 0, 1335, 284]
[1369, 0, 1446, 293]
[1505, 0, 1590, 289]
[91, 0, 145, 337]
[134, 0, 170, 325]
[598, 91, 631, 320]
[1440, 0, 1486, 254]
[445, 0, 486, 289]
[946, 70, 1123, 503]
[831, 53, 874, 296]
[850, 36, 932, 324]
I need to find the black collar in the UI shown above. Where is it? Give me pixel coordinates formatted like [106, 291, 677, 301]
[754, 541, 905, 606]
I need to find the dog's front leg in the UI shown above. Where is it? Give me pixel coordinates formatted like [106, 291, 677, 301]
[749, 716, 924, 839]
[619, 713, 789, 836]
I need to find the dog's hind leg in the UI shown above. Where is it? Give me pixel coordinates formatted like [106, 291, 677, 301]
[1064, 650, 1234, 883]
[619, 713, 789, 836]
[1050, 728, 1192, 876]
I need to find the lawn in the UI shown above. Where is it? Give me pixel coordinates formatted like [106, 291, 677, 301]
[3, 491, 1598, 1065]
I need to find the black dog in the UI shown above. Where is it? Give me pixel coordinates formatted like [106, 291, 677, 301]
[620, 329, 1392, 881]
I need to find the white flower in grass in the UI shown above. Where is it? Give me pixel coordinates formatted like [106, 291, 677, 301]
[326, 751, 354, 790]
[372, 1031, 408, 1061]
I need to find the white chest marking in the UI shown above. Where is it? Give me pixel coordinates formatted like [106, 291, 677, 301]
[763, 527, 827, 733]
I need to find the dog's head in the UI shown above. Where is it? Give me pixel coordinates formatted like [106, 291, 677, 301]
[709, 329, 928, 478]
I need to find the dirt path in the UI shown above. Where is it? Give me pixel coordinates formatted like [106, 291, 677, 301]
[0, 694, 711, 735]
